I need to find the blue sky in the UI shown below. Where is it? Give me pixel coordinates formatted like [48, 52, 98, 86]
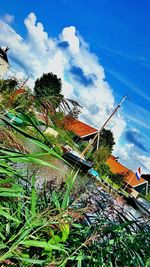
[0, 0, 150, 172]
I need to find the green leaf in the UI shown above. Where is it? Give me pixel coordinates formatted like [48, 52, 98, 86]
[0, 209, 20, 223]
[72, 223, 83, 228]
[0, 243, 7, 249]
[0, 117, 40, 140]
[48, 235, 62, 245]
[0, 192, 28, 198]
[21, 240, 68, 253]
[61, 170, 78, 209]
[0, 232, 6, 240]
[31, 176, 37, 216]
[15, 257, 46, 264]
[8, 156, 59, 169]
[60, 224, 70, 242]
[0, 187, 23, 193]
[135, 252, 145, 267]
[52, 191, 60, 208]
[146, 258, 150, 267]
[43, 178, 48, 207]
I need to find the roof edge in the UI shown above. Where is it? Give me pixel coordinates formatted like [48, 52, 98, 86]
[80, 130, 99, 138]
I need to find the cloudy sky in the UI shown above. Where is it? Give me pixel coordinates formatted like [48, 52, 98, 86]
[0, 0, 150, 173]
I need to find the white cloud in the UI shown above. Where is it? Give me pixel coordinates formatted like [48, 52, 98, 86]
[136, 155, 150, 173]
[113, 143, 150, 174]
[60, 26, 80, 54]
[114, 143, 134, 161]
[3, 14, 14, 24]
[0, 12, 149, 174]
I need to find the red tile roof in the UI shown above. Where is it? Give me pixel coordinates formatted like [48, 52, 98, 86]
[106, 155, 147, 187]
[64, 117, 98, 138]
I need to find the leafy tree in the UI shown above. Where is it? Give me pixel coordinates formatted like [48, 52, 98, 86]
[94, 145, 111, 165]
[110, 172, 126, 186]
[34, 72, 62, 101]
[96, 128, 115, 152]
[141, 174, 150, 182]
[59, 98, 82, 120]
[34, 73, 63, 125]
[95, 162, 111, 176]
[0, 78, 18, 93]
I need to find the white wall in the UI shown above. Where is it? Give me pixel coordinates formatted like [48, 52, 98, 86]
[0, 57, 9, 78]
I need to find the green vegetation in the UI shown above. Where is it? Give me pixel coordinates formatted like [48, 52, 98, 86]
[34, 72, 62, 101]
[0, 113, 149, 267]
[0, 78, 18, 93]
[0, 74, 150, 266]
[94, 146, 111, 164]
[97, 128, 115, 152]
[145, 193, 150, 202]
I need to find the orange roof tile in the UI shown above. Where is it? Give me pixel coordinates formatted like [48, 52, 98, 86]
[106, 155, 147, 187]
[64, 118, 98, 137]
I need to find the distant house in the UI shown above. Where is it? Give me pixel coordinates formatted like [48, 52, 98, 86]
[0, 47, 9, 78]
[106, 155, 148, 195]
[64, 117, 98, 142]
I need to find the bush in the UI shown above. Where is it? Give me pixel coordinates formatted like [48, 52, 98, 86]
[110, 172, 125, 186]
[95, 162, 111, 177]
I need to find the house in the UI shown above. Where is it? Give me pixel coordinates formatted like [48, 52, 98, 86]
[106, 155, 148, 195]
[64, 117, 98, 142]
[0, 47, 9, 78]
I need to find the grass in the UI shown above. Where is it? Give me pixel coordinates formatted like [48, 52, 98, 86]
[0, 110, 150, 266]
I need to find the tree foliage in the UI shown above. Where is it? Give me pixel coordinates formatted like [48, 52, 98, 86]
[34, 72, 62, 100]
[94, 145, 111, 165]
[97, 128, 115, 152]
[141, 174, 150, 182]
[95, 162, 111, 176]
[0, 78, 18, 93]
[110, 172, 126, 186]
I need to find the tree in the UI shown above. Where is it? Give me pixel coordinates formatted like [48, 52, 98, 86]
[110, 172, 126, 186]
[94, 145, 111, 166]
[58, 98, 82, 120]
[141, 174, 150, 183]
[0, 78, 18, 93]
[34, 73, 63, 125]
[34, 72, 62, 101]
[95, 162, 111, 176]
[96, 128, 115, 152]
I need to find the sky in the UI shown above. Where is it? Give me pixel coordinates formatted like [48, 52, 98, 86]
[0, 0, 150, 173]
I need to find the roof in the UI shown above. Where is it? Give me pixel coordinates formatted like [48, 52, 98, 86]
[0, 47, 9, 63]
[106, 155, 147, 187]
[64, 117, 98, 138]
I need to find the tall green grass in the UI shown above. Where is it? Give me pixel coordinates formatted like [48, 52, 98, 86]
[0, 110, 150, 266]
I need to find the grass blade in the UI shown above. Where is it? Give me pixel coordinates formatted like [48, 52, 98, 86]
[0, 209, 20, 223]
[31, 176, 37, 216]
[21, 240, 68, 253]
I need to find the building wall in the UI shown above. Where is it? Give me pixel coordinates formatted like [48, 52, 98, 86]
[0, 57, 9, 78]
